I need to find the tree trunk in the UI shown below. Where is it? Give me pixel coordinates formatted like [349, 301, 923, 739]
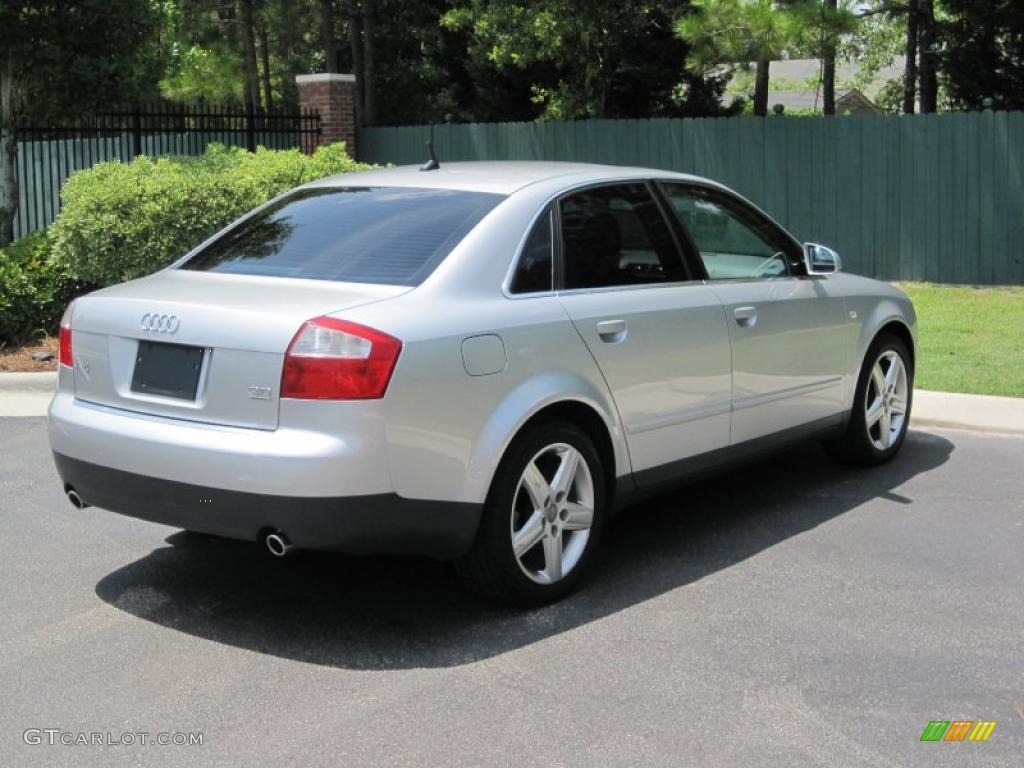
[753, 58, 770, 117]
[258, 19, 273, 111]
[238, 0, 262, 111]
[0, 50, 17, 248]
[273, 9, 298, 110]
[321, 0, 338, 73]
[903, 0, 919, 114]
[361, 0, 376, 126]
[918, 0, 937, 113]
[823, 0, 837, 116]
[348, 1, 365, 126]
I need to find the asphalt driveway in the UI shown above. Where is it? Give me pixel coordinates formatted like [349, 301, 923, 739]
[0, 416, 1020, 766]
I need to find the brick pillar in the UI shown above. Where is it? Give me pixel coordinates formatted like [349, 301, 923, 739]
[296, 73, 357, 156]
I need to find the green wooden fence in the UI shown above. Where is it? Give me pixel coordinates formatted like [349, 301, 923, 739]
[359, 113, 1024, 286]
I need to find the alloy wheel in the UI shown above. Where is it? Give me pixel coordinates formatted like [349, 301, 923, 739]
[510, 443, 595, 585]
[865, 350, 909, 451]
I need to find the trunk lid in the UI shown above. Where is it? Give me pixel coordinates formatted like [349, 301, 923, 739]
[69, 270, 409, 429]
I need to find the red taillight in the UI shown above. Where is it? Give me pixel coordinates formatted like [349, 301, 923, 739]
[58, 301, 75, 368]
[281, 316, 402, 400]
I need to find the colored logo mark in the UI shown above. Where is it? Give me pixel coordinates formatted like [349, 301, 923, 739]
[920, 721, 997, 742]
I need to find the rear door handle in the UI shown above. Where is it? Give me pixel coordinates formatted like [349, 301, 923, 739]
[596, 319, 628, 342]
[734, 306, 758, 328]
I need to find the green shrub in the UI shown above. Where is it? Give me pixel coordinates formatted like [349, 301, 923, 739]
[0, 231, 91, 346]
[51, 142, 372, 286]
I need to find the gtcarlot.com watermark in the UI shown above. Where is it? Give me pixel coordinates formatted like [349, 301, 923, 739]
[24, 729, 203, 747]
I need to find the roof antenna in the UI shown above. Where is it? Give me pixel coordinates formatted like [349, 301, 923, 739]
[420, 125, 440, 171]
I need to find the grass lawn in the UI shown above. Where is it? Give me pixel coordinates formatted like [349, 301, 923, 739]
[897, 283, 1024, 397]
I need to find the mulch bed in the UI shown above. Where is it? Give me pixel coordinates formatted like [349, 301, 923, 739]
[0, 337, 59, 372]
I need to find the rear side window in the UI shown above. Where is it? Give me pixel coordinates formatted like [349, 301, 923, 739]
[510, 209, 553, 294]
[181, 187, 504, 286]
[559, 183, 686, 290]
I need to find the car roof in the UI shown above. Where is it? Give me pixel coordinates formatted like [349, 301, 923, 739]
[309, 160, 709, 196]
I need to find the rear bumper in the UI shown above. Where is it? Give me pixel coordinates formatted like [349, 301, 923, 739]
[53, 452, 481, 559]
[47, 390, 391, 497]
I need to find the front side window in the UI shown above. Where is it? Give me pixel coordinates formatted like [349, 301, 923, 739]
[559, 183, 686, 290]
[181, 187, 505, 286]
[659, 184, 798, 280]
[510, 209, 553, 294]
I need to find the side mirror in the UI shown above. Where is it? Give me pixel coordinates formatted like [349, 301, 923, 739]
[804, 243, 842, 275]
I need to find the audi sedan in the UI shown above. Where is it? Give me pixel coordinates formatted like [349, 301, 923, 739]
[49, 161, 916, 605]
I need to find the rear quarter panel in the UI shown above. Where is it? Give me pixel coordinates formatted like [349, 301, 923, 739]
[343, 290, 629, 505]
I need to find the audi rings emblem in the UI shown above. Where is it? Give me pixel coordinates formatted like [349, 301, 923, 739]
[140, 313, 180, 334]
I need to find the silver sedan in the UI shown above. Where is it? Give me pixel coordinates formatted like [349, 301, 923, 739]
[48, 161, 916, 605]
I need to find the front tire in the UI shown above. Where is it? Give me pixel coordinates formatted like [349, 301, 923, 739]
[825, 333, 913, 466]
[455, 421, 605, 606]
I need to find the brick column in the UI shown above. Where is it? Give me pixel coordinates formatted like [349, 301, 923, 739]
[295, 73, 357, 156]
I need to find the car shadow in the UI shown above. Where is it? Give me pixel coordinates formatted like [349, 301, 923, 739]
[95, 430, 953, 670]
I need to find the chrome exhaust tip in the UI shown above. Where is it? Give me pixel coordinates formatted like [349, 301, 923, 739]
[265, 532, 293, 558]
[66, 488, 89, 509]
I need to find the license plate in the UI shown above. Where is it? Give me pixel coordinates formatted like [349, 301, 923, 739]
[131, 341, 204, 401]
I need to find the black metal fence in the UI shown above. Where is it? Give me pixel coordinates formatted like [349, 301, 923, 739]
[10, 104, 321, 239]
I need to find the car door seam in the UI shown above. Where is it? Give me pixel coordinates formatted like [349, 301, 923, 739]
[554, 296, 637, 481]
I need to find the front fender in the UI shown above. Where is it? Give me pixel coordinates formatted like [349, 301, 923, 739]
[858, 300, 916, 360]
[845, 293, 917, 409]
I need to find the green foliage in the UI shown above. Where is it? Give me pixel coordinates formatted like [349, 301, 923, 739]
[941, 0, 1024, 110]
[160, 44, 245, 104]
[50, 143, 372, 286]
[872, 78, 905, 115]
[0, 1, 164, 123]
[840, 6, 903, 89]
[677, 0, 806, 70]
[0, 232, 89, 346]
[785, 0, 859, 57]
[442, 0, 735, 120]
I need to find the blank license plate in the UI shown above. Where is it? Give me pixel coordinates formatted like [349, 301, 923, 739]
[131, 341, 204, 400]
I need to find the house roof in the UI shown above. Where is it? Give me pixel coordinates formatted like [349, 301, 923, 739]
[766, 57, 905, 100]
[731, 57, 905, 113]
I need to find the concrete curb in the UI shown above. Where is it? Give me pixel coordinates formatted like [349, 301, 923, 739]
[0, 371, 58, 392]
[910, 390, 1024, 436]
[1, 373, 1023, 435]
[0, 372, 55, 417]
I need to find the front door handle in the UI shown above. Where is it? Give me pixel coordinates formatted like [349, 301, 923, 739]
[734, 306, 758, 328]
[596, 319, 628, 343]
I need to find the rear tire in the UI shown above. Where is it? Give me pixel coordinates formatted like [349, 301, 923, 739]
[824, 333, 913, 466]
[455, 421, 605, 606]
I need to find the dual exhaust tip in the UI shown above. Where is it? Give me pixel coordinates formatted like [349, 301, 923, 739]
[66, 486, 293, 558]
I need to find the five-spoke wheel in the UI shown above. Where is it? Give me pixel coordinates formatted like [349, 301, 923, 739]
[864, 350, 909, 451]
[456, 422, 605, 605]
[511, 443, 595, 585]
[825, 333, 914, 466]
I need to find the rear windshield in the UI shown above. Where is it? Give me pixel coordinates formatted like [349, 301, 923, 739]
[180, 186, 505, 286]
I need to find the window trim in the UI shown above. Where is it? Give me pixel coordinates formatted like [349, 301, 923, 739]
[655, 180, 808, 282]
[502, 200, 557, 299]
[502, 176, 802, 299]
[504, 178, 699, 299]
[505, 206, 556, 297]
